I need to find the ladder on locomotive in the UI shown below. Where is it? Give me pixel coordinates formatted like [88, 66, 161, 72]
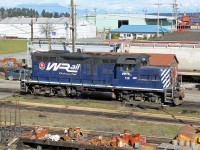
[164, 87, 174, 103]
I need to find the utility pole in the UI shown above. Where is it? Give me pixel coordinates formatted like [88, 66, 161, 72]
[155, 3, 162, 37]
[30, 19, 33, 41]
[94, 8, 97, 25]
[71, 0, 75, 52]
[172, 0, 178, 31]
[74, 5, 77, 40]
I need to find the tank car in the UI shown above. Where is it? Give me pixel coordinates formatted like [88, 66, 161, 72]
[20, 51, 184, 105]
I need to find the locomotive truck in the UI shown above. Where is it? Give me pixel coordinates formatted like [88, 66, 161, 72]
[20, 50, 184, 105]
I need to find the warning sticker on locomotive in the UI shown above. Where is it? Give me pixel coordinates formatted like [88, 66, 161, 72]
[39, 62, 81, 75]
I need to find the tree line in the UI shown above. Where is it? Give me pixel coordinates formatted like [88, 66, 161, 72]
[0, 7, 70, 19]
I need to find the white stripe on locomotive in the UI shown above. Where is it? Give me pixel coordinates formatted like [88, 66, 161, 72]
[161, 68, 171, 88]
[161, 69, 170, 81]
[163, 79, 171, 88]
[161, 68, 168, 76]
[162, 74, 170, 84]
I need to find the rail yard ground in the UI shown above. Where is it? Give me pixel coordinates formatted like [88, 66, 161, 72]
[0, 43, 200, 149]
[0, 79, 200, 149]
[0, 80, 200, 139]
[0, 89, 199, 150]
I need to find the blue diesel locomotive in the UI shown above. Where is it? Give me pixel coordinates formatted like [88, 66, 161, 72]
[20, 51, 184, 105]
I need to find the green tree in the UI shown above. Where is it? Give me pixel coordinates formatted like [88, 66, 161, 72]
[41, 10, 46, 17]
[3, 10, 8, 18]
[35, 11, 39, 18]
[53, 12, 59, 18]
[0, 7, 70, 18]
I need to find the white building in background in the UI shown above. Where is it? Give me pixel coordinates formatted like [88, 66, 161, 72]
[76, 19, 96, 39]
[0, 17, 96, 39]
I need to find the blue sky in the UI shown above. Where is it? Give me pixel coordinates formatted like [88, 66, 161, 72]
[0, 0, 199, 13]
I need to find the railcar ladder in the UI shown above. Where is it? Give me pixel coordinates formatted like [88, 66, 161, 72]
[164, 87, 174, 103]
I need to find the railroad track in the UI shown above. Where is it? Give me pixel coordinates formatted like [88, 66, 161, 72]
[180, 101, 200, 108]
[2, 101, 200, 127]
[1, 89, 200, 126]
[0, 88, 200, 108]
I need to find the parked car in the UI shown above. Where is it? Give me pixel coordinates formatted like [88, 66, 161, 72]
[5, 68, 31, 81]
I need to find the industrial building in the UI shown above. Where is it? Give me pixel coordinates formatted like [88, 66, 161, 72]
[0, 14, 176, 40]
[83, 14, 175, 31]
[81, 14, 175, 39]
[109, 25, 170, 40]
[0, 17, 96, 39]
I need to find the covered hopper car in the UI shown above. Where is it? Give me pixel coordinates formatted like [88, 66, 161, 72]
[20, 51, 184, 105]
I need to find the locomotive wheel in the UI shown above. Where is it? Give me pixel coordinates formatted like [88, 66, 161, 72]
[57, 89, 67, 97]
[44, 90, 55, 97]
[33, 89, 40, 95]
[155, 96, 162, 104]
[44, 93, 51, 97]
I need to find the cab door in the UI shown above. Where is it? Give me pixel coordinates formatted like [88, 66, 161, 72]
[117, 64, 135, 87]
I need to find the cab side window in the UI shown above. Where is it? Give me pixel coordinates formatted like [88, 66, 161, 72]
[14, 70, 20, 73]
[121, 64, 133, 72]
